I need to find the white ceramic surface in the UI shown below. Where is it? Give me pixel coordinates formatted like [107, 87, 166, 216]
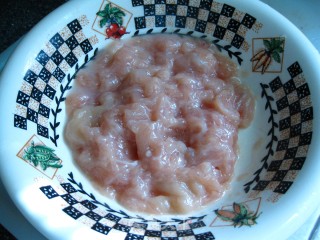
[1, 1, 320, 240]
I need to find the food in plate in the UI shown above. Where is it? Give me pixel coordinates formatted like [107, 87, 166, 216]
[65, 34, 255, 214]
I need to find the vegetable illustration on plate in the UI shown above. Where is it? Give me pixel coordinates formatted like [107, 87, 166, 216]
[23, 141, 62, 170]
[96, 3, 129, 39]
[215, 202, 262, 227]
[251, 37, 285, 74]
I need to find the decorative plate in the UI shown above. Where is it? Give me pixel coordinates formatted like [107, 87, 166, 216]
[1, 0, 320, 239]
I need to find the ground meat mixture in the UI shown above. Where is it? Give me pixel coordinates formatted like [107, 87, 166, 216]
[65, 34, 255, 214]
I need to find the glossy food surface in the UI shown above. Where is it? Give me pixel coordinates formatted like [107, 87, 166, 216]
[65, 34, 255, 214]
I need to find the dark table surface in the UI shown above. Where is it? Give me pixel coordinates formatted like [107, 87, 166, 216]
[0, 0, 68, 53]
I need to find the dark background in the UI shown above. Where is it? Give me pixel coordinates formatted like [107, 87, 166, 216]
[0, 0, 68, 53]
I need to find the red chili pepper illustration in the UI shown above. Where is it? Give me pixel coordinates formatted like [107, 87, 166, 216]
[215, 202, 262, 227]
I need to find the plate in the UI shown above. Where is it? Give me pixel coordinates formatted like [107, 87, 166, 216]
[1, 0, 320, 239]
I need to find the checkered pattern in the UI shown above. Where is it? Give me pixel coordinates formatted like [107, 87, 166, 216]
[252, 62, 313, 194]
[14, 18, 94, 138]
[132, 0, 258, 50]
[40, 182, 215, 239]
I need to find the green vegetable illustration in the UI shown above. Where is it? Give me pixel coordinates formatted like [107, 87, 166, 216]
[23, 141, 62, 170]
[96, 3, 129, 39]
[251, 37, 285, 74]
[97, 3, 125, 27]
[215, 202, 261, 227]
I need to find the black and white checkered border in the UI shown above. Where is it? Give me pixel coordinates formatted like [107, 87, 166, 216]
[14, 17, 96, 139]
[132, 0, 261, 51]
[40, 179, 215, 239]
[251, 61, 313, 194]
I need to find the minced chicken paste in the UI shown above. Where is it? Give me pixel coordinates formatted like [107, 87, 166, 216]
[65, 34, 255, 214]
